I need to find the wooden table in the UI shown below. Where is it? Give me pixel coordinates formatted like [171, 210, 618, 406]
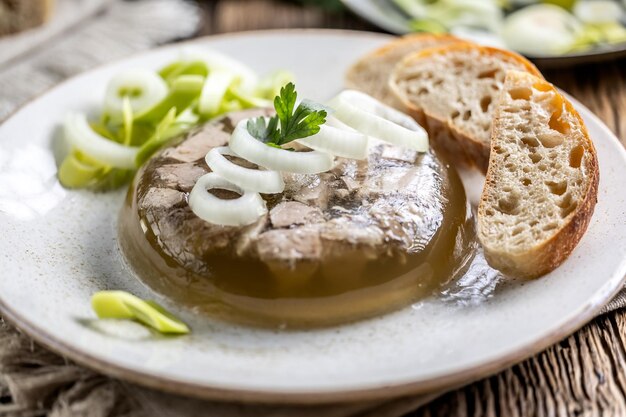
[198, 1, 626, 416]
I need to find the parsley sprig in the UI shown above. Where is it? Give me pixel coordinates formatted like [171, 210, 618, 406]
[247, 82, 328, 147]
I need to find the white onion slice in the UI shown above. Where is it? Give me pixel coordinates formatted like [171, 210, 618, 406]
[179, 47, 258, 94]
[229, 119, 334, 174]
[205, 146, 285, 193]
[189, 173, 267, 226]
[104, 69, 168, 119]
[296, 118, 369, 160]
[64, 113, 139, 169]
[198, 69, 237, 116]
[573, 1, 623, 24]
[327, 90, 429, 152]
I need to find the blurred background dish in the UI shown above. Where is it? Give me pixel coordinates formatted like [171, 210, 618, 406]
[341, 0, 626, 67]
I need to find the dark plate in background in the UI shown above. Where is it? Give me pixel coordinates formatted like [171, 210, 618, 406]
[341, 0, 626, 68]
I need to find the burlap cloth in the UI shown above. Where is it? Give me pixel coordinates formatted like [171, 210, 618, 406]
[1, 1, 625, 415]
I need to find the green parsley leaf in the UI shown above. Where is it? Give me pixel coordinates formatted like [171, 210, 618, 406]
[246, 116, 278, 144]
[247, 82, 327, 147]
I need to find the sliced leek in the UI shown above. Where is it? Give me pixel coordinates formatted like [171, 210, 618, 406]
[205, 146, 285, 193]
[103, 69, 168, 120]
[64, 113, 139, 169]
[255, 70, 296, 100]
[327, 90, 429, 152]
[135, 108, 179, 166]
[179, 47, 258, 94]
[122, 96, 133, 145]
[158, 60, 208, 84]
[198, 69, 237, 117]
[58, 50, 296, 192]
[135, 74, 204, 123]
[58, 152, 106, 189]
[229, 119, 334, 174]
[189, 173, 267, 226]
[92, 291, 190, 334]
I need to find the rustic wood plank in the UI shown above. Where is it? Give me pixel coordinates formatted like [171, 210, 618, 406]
[411, 311, 626, 417]
[212, 0, 376, 33]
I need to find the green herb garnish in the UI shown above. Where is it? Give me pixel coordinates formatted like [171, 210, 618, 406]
[247, 82, 328, 147]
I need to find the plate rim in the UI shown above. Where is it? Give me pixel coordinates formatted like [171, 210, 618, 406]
[1, 28, 626, 404]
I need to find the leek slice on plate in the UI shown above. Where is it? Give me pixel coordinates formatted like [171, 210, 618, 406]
[103, 69, 168, 120]
[255, 70, 296, 100]
[58, 51, 293, 191]
[135, 107, 191, 166]
[158, 60, 209, 84]
[58, 150, 134, 191]
[64, 113, 140, 170]
[92, 291, 190, 334]
[135, 74, 204, 123]
[198, 69, 238, 117]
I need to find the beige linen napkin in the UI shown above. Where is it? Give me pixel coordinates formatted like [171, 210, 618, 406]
[0, 318, 444, 417]
[1, 1, 625, 415]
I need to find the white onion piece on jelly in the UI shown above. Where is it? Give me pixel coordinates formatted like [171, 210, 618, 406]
[64, 113, 139, 169]
[198, 69, 237, 116]
[189, 173, 267, 226]
[327, 90, 429, 152]
[104, 69, 168, 119]
[229, 119, 334, 174]
[180, 47, 258, 94]
[296, 117, 369, 160]
[205, 146, 285, 193]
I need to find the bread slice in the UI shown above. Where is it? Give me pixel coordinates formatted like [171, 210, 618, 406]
[345, 33, 466, 109]
[477, 70, 599, 279]
[0, 0, 54, 36]
[390, 43, 542, 172]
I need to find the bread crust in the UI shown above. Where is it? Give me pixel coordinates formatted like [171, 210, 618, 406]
[390, 43, 543, 173]
[356, 33, 466, 59]
[348, 39, 598, 279]
[478, 73, 599, 279]
[345, 33, 467, 109]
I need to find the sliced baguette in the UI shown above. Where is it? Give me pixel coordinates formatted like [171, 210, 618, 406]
[477, 70, 599, 279]
[389, 43, 542, 172]
[345, 33, 466, 109]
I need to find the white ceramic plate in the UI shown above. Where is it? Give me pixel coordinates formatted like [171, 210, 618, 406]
[341, 0, 626, 68]
[1, 30, 625, 404]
